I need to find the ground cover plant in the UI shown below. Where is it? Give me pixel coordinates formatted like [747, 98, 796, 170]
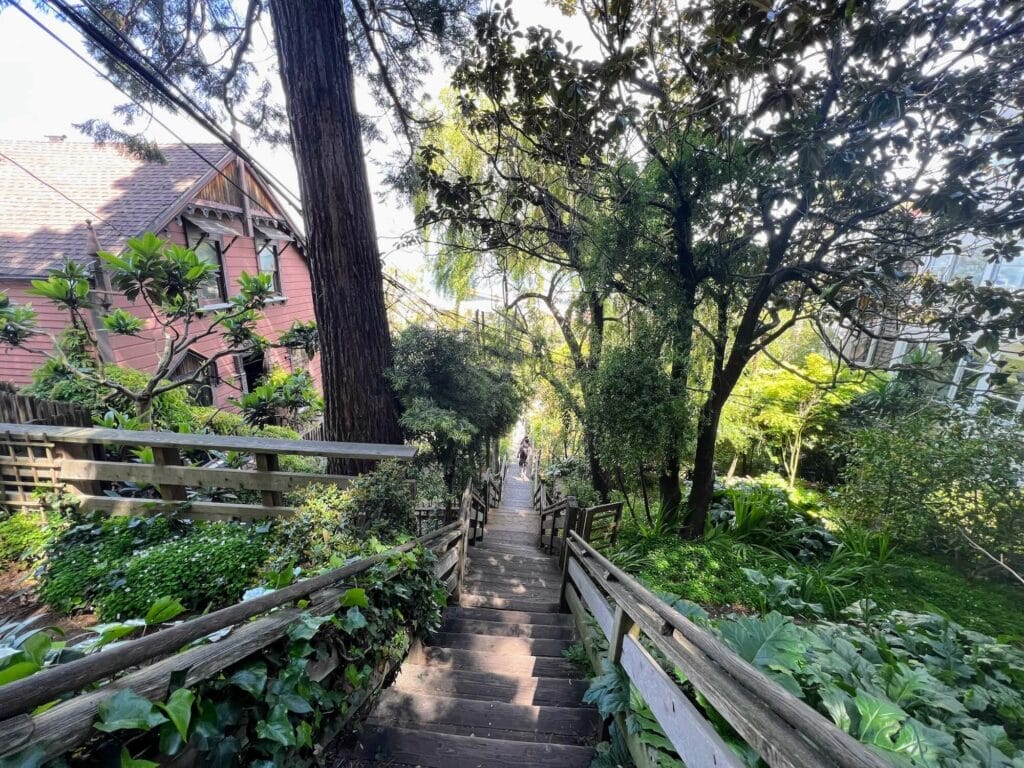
[0, 546, 446, 768]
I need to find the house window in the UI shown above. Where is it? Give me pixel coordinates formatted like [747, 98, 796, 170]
[951, 344, 1024, 419]
[184, 223, 227, 305]
[257, 239, 281, 294]
[170, 351, 218, 406]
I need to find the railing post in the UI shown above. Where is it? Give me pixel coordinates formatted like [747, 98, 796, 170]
[607, 603, 636, 665]
[152, 446, 187, 502]
[254, 452, 284, 507]
[560, 497, 580, 568]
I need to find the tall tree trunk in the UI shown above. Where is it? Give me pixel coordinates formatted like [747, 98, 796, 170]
[269, 0, 402, 473]
[683, 394, 725, 538]
[584, 425, 611, 502]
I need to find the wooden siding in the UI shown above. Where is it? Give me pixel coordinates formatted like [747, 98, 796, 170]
[194, 160, 244, 209]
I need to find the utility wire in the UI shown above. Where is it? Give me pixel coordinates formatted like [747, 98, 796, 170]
[75, 0, 302, 209]
[0, 150, 127, 236]
[43, 0, 304, 214]
[11, 1, 297, 229]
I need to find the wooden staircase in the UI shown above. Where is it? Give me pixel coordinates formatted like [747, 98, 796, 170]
[338, 473, 599, 767]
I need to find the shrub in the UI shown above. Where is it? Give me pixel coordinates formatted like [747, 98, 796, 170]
[24, 360, 198, 431]
[617, 521, 761, 606]
[97, 524, 267, 619]
[38, 516, 178, 613]
[341, 459, 416, 538]
[0, 512, 53, 565]
[271, 482, 352, 569]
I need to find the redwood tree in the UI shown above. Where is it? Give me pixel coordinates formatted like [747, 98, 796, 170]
[39, 0, 477, 462]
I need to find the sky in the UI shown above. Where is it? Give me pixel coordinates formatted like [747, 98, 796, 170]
[0, 2, 594, 309]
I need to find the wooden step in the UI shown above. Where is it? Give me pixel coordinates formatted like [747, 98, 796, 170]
[392, 665, 590, 707]
[470, 541, 547, 557]
[466, 562, 561, 580]
[406, 645, 582, 677]
[459, 592, 561, 613]
[484, 530, 541, 546]
[445, 605, 573, 626]
[425, 632, 570, 657]
[468, 549, 553, 566]
[440, 617, 575, 639]
[463, 572, 562, 589]
[346, 725, 594, 768]
[369, 691, 600, 744]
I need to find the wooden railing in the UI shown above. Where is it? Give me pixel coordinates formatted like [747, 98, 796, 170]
[0, 520, 467, 763]
[561, 531, 890, 768]
[0, 423, 415, 520]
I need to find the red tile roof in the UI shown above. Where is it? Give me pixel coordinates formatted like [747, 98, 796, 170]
[0, 140, 231, 278]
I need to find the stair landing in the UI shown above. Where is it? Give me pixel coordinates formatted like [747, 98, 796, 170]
[336, 472, 597, 767]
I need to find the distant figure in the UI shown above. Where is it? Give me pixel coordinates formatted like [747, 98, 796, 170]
[518, 436, 531, 477]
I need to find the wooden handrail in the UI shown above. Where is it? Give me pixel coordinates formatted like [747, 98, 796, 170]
[562, 531, 890, 768]
[0, 522, 459, 719]
[0, 423, 416, 461]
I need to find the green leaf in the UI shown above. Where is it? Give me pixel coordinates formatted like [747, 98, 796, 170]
[279, 693, 314, 714]
[0, 745, 46, 768]
[120, 747, 159, 768]
[229, 663, 267, 697]
[0, 661, 39, 686]
[340, 587, 369, 608]
[145, 597, 185, 625]
[287, 613, 333, 641]
[339, 606, 368, 634]
[854, 692, 906, 748]
[255, 703, 296, 747]
[95, 689, 168, 733]
[156, 688, 194, 741]
[19, 633, 51, 668]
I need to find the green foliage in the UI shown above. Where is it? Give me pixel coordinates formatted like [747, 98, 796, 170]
[865, 554, 1024, 640]
[277, 320, 320, 359]
[0, 487, 74, 566]
[23, 547, 448, 767]
[618, 521, 761, 607]
[592, 334, 680, 473]
[38, 516, 177, 614]
[23, 361, 195, 431]
[97, 524, 268, 619]
[235, 369, 322, 428]
[339, 459, 416, 539]
[389, 324, 523, 491]
[839, 388, 1024, 565]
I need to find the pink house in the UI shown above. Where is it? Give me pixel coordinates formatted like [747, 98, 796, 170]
[0, 138, 320, 409]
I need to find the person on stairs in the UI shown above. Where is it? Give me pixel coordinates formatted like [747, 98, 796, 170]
[518, 436, 531, 478]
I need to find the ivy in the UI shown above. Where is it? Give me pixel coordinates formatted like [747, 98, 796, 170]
[18, 546, 446, 767]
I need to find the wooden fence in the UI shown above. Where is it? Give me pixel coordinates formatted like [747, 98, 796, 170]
[0, 423, 415, 520]
[0, 390, 92, 428]
[561, 531, 890, 768]
[0, 521, 468, 763]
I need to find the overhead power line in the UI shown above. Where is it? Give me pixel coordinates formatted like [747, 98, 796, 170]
[41, 0, 304, 214]
[10, 1, 297, 227]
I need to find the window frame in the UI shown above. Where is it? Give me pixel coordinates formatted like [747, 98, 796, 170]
[184, 222, 228, 306]
[256, 237, 283, 296]
[170, 350, 219, 407]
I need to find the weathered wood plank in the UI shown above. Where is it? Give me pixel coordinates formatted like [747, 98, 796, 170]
[370, 690, 599, 744]
[0, 423, 416, 461]
[61, 459, 356, 494]
[567, 558, 613, 637]
[569, 533, 890, 768]
[392, 665, 589, 708]
[349, 726, 594, 768]
[620, 634, 744, 768]
[79, 495, 294, 521]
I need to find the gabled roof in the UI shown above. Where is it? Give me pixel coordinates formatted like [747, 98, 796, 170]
[0, 140, 232, 278]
